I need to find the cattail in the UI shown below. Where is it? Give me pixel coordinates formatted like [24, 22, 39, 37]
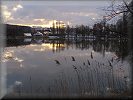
[83, 62, 85, 66]
[54, 60, 60, 65]
[108, 60, 113, 68]
[72, 65, 77, 69]
[71, 56, 75, 61]
[111, 57, 113, 63]
[87, 60, 90, 65]
[91, 52, 93, 59]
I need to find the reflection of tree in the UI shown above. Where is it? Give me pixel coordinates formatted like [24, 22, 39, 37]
[93, 39, 129, 59]
[51, 39, 65, 53]
[32, 37, 44, 44]
[6, 37, 129, 60]
[6, 38, 31, 47]
[49, 40, 128, 59]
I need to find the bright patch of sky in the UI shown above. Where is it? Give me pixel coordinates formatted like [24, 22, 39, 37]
[1, 0, 124, 27]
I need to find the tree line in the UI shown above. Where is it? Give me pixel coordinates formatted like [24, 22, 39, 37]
[4, 0, 132, 39]
[5, 24, 32, 38]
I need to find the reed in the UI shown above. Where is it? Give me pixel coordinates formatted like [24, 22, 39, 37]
[91, 52, 93, 59]
[29, 76, 32, 94]
[12, 53, 129, 97]
[54, 60, 61, 65]
[87, 59, 90, 65]
[71, 56, 75, 61]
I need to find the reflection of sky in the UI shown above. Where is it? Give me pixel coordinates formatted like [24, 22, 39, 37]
[1, 0, 123, 27]
[2, 41, 131, 96]
[3, 42, 131, 73]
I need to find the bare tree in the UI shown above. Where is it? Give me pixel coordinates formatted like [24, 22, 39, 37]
[102, 0, 133, 21]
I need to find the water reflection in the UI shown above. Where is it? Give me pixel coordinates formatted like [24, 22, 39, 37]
[6, 38, 129, 60]
[3, 37, 132, 98]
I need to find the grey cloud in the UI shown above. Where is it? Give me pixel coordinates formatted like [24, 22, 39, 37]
[2, 0, 122, 26]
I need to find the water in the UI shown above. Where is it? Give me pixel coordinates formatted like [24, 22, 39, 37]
[1, 37, 132, 98]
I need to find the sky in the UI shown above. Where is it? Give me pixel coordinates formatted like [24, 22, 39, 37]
[1, 0, 125, 28]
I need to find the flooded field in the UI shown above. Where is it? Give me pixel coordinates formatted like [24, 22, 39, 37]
[1, 37, 132, 98]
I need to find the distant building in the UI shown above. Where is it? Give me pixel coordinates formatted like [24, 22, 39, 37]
[24, 33, 32, 37]
[43, 28, 52, 35]
[33, 31, 43, 37]
[32, 26, 43, 32]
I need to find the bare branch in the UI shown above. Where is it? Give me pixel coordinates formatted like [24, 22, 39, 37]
[123, 0, 133, 14]
[102, 0, 133, 21]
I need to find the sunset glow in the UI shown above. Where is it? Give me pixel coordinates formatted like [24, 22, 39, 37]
[1, 1, 117, 27]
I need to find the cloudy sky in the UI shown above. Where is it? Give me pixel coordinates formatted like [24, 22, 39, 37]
[1, 0, 123, 27]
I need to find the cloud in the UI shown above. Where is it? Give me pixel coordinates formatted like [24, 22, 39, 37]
[2, 1, 105, 26]
[2, 1, 121, 27]
[17, 4, 23, 9]
[2, 4, 23, 22]
[33, 19, 45, 22]
[5, 17, 54, 27]
[13, 4, 23, 11]
[63, 12, 98, 18]
[1, 5, 12, 21]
